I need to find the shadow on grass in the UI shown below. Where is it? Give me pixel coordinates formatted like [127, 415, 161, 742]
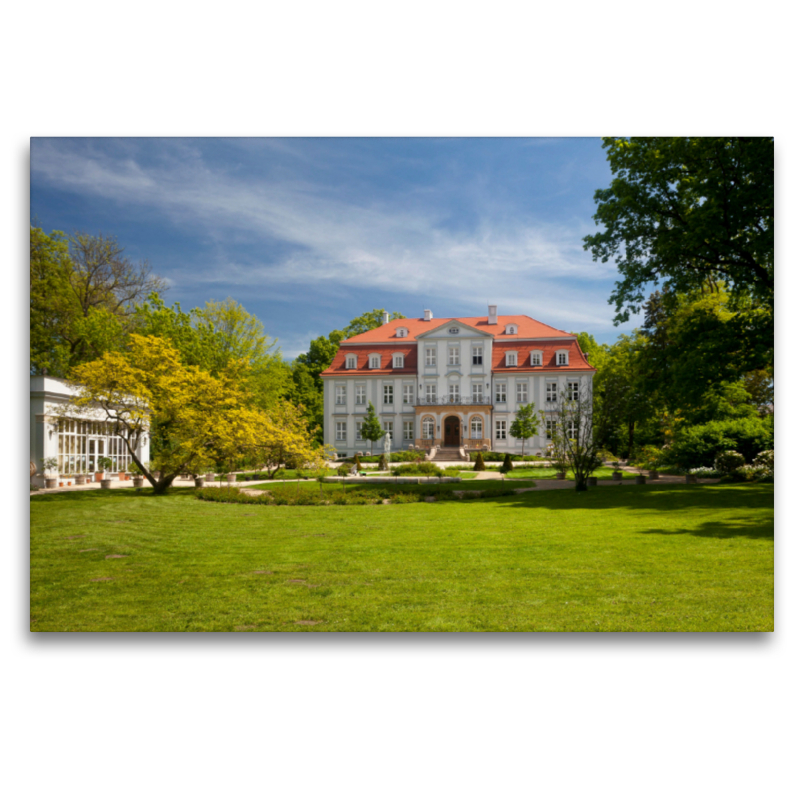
[638, 516, 773, 540]
[30, 487, 199, 503]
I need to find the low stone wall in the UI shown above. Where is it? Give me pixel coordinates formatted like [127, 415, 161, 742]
[323, 476, 462, 484]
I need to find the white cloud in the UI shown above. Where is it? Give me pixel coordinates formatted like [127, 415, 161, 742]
[31, 139, 620, 334]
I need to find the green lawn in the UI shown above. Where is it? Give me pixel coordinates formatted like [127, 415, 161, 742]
[29, 483, 773, 632]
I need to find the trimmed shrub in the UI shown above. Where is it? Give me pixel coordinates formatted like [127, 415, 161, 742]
[714, 450, 746, 476]
[391, 462, 443, 477]
[337, 463, 351, 477]
[670, 418, 773, 470]
[469, 451, 546, 463]
[499, 453, 514, 474]
[473, 452, 486, 471]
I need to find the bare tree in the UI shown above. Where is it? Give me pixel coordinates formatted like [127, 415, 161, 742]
[543, 380, 600, 492]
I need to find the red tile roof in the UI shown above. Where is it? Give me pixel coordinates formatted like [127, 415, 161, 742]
[341, 315, 572, 343]
[492, 340, 595, 372]
[320, 344, 417, 376]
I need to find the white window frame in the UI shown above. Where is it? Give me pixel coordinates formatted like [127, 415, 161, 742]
[422, 417, 434, 439]
[472, 346, 483, 366]
[530, 351, 542, 367]
[506, 351, 517, 367]
[403, 420, 414, 441]
[403, 384, 414, 404]
[545, 419, 554, 440]
[425, 347, 436, 366]
[335, 385, 346, 405]
[355, 421, 364, 440]
[472, 384, 483, 403]
[355, 385, 366, 405]
[425, 384, 437, 402]
[448, 346, 460, 366]
[345, 354, 357, 369]
[383, 420, 393, 438]
[567, 381, 579, 401]
[470, 416, 483, 438]
[495, 382, 507, 403]
[396, 328, 408, 338]
[557, 350, 569, 366]
[516, 382, 528, 403]
[370, 354, 381, 369]
[448, 384, 460, 402]
[383, 384, 394, 405]
[495, 420, 507, 440]
[546, 381, 558, 403]
[566, 419, 577, 439]
[393, 353, 404, 368]
[336, 421, 347, 441]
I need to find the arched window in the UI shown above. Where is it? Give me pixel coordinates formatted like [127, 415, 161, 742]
[556, 350, 569, 366]
[345, 354, 357, 369]
[422, 417, 435, 439]
[470, 416, 483, 438]
[369, 353, 381, 369]
[393, 353, 404, 368]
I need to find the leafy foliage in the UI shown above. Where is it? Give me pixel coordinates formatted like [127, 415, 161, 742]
[509, 402, 539, 455]
[666, 417, 773, 470]
[714, 450, 746, 476]
[360, 402, 384, 454]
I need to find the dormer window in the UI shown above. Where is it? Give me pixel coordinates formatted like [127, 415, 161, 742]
[393, 353, 404, 368]
[345, 354, 357, 369]
[369, 354, 381, 369]
[505, 351, 517, 367]
[396, 328, 408, 338]
[556, 350, 569, 366]
[505, 324, 517, 335]
[448, 327, 459, 334]
[530, 351, 542, 367]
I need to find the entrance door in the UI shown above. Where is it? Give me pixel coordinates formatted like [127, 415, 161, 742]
[443, 416, 460, 446]
[88, 438, 105, 474]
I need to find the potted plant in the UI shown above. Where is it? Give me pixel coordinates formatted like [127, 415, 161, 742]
[42, 457, 58, 489]
[97, 456, 113, 488]
[611, 461, 624, 481]
[129, 461, 145, 488]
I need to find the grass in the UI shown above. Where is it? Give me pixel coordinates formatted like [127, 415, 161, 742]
[483, 466, 639, 480]
[29, 483, 773, 632]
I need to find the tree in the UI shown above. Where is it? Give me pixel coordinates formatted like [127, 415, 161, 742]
[30, 227, 167, 375]
[509, 403, 539, 455]
[584, 137, 774, 323]
[66, 335, 258, 494]
[360, 402, 384, 455]
[546, 381, 599, 492]
[342, 309, 406, 339]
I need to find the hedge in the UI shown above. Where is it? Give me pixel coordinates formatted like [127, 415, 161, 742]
[668, 417, 774, 470]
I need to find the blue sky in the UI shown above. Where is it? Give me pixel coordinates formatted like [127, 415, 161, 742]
[30, 137, 637, 358]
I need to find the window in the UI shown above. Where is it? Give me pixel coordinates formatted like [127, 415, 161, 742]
[403, 420, 414, 441]
[545, 419, 554, 440]
[566, 420, 577, 438]
[567, 381, 579, 401]
[471, 417, 483, 438]
[505, 324, 517, 334]
[383, 420, 393, 439]
[472, 346, 483, 366]
[448, 384, 460, 402]
[495, 382, 507, 403]
[345, 354, 357, 369]
[336, 421, 347, 441]
[396, 328, 408, 338]
[506, 351, 517, 367]
[335, 386, 346, 405]
[355, 421, 364, 440]
[383, 384, 394, 405]
[530, 351, 542, 366]
[496, 420, 507, 440]
[557, 351, 568, 366]
[393, 354, 404, 368]
[425, 384, 436, 402]
[422, 417, 434, 439]
[57, 418, 132, 474]
[546, 382, 558, 402]
[370, 354, 381, 369]
[425, 347, 436, 366]
[448, 346, 459, 366]
[472, 384, 483, 403]
[403, 384, 414, 405]
[355, 385, 366, 405]
[449, 327, 459, 334]
[516, 383, 528, 403]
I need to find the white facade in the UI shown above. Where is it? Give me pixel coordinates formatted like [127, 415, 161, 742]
[320, 309, 595, 458]
[30, 376, 150, 486]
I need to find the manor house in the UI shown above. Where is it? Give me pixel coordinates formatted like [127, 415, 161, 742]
[321, 306, 595, 458]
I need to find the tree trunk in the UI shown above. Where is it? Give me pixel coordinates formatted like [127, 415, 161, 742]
[575, 478, 588, 492]
[627, 419, 636, 459]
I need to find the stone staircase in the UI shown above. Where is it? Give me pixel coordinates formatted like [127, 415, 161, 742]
[431, 446, 469, 463]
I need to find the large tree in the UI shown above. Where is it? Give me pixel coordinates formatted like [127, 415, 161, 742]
[584, 137, 774, 323]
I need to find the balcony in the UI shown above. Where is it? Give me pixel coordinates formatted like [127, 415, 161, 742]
[414, 395, 491, 407]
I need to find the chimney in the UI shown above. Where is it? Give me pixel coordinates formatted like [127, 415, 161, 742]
[488, 304, 497, 325]
[424, 309, 433, 321]
[382, 311, 390, 325]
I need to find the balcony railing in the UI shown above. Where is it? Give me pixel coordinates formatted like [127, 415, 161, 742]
[414, 395, 491, 406]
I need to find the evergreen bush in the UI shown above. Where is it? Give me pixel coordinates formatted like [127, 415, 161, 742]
[473, 452, 486, 471]
[714, 450, 746, 476]
[499, 453, 514, 474]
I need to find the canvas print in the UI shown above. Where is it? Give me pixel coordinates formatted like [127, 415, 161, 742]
[29, 137, 774, 632]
